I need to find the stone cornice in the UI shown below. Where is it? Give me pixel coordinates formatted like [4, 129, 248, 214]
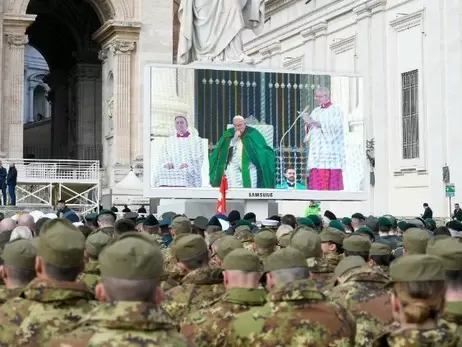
[390, 9, 424, 32]
[259, 41, 282, 58]
[282, 56, 303, 70]
[330, 35, 356, 55]
[266, 0, 300, 18]
[92, 19, 141, 45]
[2, 13, 36, 34]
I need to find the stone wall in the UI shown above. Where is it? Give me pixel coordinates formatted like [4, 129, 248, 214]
[23, 118, 51, 158]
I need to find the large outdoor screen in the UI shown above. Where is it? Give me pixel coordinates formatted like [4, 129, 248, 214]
[143, 64, 366, 200]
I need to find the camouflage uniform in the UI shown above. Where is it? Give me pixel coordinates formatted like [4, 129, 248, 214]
[78, 261, 101, 293]
[181, 249, 266, 347]
[0, 220, 97, 346]
[229, 248, 356, 346]
[162, 234, 225, 321]
[373, 326, 460, 347]
[234, 226, 254, 252]
[47, 232, 189, 346]
[254, 229, 278, 265]
[0, 286, 23, 304]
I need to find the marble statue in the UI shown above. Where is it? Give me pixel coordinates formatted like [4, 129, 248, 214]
[177, 0, 265, 65]
[106, 96, 114, 133]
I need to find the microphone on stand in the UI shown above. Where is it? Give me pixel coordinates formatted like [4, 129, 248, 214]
[278, 105, 311, 186]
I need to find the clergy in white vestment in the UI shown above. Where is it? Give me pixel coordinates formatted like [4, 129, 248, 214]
[155, 116, 204, 187]
[177, 0, 265, 64]
[304, 86, 345, 191]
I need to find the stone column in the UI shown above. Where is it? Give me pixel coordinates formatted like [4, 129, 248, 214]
[28, 86, 34, 122]
[2, 34, 29, 158]
[0, 2, 4, 157]
[313, 22, 328, 71]
[72, 64, 102, 160]
[301, 29, 315, 69]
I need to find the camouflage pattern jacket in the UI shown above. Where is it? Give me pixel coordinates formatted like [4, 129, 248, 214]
[162, 267, 225, 322]
[77, 260, 101, 294]
[0, 278, 96, 346]
[47, 301, 190, 347]
[228, 279, 356, 346]
[373, 325, 460, 347]
[0, 285, 24, 305]
[307, 257, 336, 291]
[441, 301, 462, 340]
[181, 287, 267, 347]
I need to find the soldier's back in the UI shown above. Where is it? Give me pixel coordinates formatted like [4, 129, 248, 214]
[77, 261, 101, 293]
[308, 257, 336, 290]
[47, 301, 189, 347]
[229, 279, 356, 346]
[440, 301, 462, 340]
[373, 326, 460, 347]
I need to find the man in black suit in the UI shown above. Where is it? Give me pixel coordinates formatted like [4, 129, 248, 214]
[422, 202, 433, 219]
[0, 161, 6, 205]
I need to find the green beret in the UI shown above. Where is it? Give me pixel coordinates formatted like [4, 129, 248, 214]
[378, 216, 393, 228]
[343, 234, 372, 253]
[2, 239, 36, 270]
[193, 216, 208, 230]
[289, 227, 322, 258]
[397, 221, 409, 231]
[352, 213, 365, 220]
[306, 215, 322, 227]
[38, 219, 85, 268]
[355, 227, 375, 241]
[162, 211, 176, 220]
[320, 227, 346, 245]
[171, 234, 207, 261]
[254, 229, 278, 248]
[85, 231, 112, 258]
[426, 237, 462, 270]
[329, 220, 345, 233]
[85, 213, 98, 222]
[298, 217, 315, 228]
[424, 218, 436, 231]
[234, 220, 253, 229]
[209, 231, 225, 246]
[278, 234, 291, 248]
[136, 216, 146, 224]
[223, 249, 261, 272]
[389, 255, 445, 284]
[171, 216, 192, 234]
[341, 217, 352, 226]
[98, 209, 117, 220]
[403, 228, 429, 255]
[334, 255, 366, 278]
[234, 226, 253, 241]
[216, 236, 243, 260]
[99, 232, 163, 280]
[370, 243, 392, 256]
[264, 247, 308, 272]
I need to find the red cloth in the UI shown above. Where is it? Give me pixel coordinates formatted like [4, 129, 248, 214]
[308, 169, 344, 191]
[177, 131, 190, 138]
[320, 101, 332, 109]
[216, 175, 228, 214]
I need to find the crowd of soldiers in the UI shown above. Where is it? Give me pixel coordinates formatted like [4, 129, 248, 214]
[0, 207, 461, 346]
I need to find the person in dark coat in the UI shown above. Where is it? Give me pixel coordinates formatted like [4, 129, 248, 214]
[6, 163, 17, 206]
[0, 161, 6, 205]
[422, 203, 433, 219]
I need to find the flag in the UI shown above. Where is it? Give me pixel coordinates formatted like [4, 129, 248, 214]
[216, 174, 228, 215]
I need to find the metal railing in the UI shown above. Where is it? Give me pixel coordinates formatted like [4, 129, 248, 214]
[1, 159, 100, 183]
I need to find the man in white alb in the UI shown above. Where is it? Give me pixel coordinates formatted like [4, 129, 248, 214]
[156, 116, 204, 187]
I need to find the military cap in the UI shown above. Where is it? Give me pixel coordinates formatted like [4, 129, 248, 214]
[329, 220, 345, 233]
[388, 254, 445, 284]
[298, 217, 315, 228]
[366, 216, 379, 232]
[158, 218, 171, 228]
[171, 234, 207, 261]
[209, 231, 225, 246]
[324, 210, 337, 221]
[278, 234, 291, 248]
[37, 219, 85, 268]
[424, 218, 436, 231]
[306, 214, 322, 227]
[84, 212, 98, 222]
[261, 219, 279, 228]
[216, 235, 243, 260]
[352, 213, 366, 220]
[99, 232, 163, 280]
[124, 212, 139, 220]
[264, 247, 308, 272]
[370, 242, 392, 256]
[98, 209, 117, 220]
[403, 228, 429, 254]
[254, 229, 278, 248]
[234, 225, 253, 240]
[276, 224, 293, 240]
[85, 231, 112, 258]
[2, 239, 36, 269]
[193, 216, 208, 230]
[162, 211, 176, 220]
[426, 237, 462, 270]
[334, 255, 366, 278]
[397, 221, 409, 231]
[223, 249, 261, 272]
[228, 210, 241, 224]
[143, 214, 159, 227]
[136, 216, 146, 224]
[447, 220, 462, 232]
[243, 212, 256, 221]
[320, 227, 346, 245]
[234, 219, 253, 229]
[342, 217, 353, 226]
[207, 216, 222, 228]
[355, 226, 375, 241]
[378, 216, 393, 228]
[289, 227, 322, 258]
[171, 216, 192, 234]
[343, 234, 372, 253]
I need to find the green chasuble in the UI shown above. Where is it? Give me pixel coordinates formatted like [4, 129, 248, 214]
[209, 126, 276, 188]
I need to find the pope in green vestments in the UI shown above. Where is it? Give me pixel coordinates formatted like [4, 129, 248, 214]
[209, 116, 276, 188]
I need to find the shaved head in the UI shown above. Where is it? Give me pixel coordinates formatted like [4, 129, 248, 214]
[0, 218, 16, 233]
[17, 214, 36, 233]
